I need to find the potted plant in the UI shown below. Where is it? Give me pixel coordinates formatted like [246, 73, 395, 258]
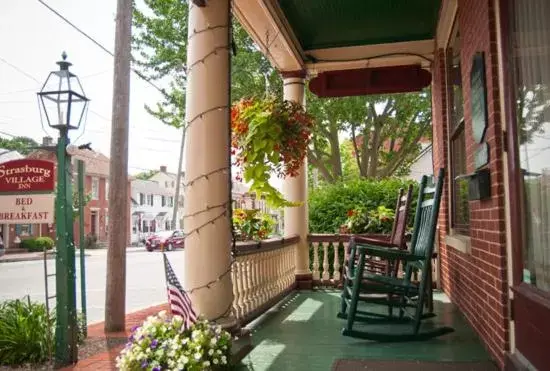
[231, 96, 314, 208]
[232, 208, 275, 241]
[116, 311, 233, 370]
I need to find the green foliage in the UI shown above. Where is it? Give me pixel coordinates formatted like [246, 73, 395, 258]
[345, 205, 395, 234]
[22, 237, 55, 252]
[0, 136, 38, 155]
[0, 296, 88, 367]
[232, 97, 313, 207]
[306, 90, 432, 182]
[132, 0, 281, 129]
[308, 178, 419, 233]
[133, 170, 157, 180]
[233, 208, 275, 241]
[0, 297, 54, 366]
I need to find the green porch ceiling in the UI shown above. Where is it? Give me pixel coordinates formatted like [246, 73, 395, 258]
[278, 0, 442, 51]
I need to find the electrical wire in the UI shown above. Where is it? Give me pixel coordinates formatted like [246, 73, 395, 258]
[36, 0, 171, 99]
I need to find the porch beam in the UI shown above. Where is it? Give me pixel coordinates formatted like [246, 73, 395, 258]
[233, 0, 304, 72]
[183, 0, 235, 325]
[305, 40, 435, 74]
[282, 70, 312, 288]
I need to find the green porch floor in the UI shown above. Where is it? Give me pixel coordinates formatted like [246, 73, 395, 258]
[237, 290, 493, 371]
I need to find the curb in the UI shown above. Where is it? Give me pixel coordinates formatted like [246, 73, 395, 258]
[0, 253, 92, 263]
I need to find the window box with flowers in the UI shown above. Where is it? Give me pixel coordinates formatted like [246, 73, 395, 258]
[231, 96, 314, 208]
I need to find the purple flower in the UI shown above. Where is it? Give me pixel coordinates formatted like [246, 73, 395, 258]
[152, 367, 161, 371]
[141, 360, 148, 368]
[150, 339, 158, 349]
[131, 325, 139, 333]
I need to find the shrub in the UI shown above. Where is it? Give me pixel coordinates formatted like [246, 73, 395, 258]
[308, 177, 419, 233]
[0, 297, 54, 366]
[116, 311, 232, 371]
[20, 237, 55, 252]
[345, 205, 395, 234]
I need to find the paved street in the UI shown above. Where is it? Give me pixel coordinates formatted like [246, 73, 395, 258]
[0, 249, 186, 324]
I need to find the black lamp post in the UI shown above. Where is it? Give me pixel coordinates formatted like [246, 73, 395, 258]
[37, 52, 89, 367]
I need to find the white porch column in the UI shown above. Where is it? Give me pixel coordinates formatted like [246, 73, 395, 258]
[282, 71, 311, 287]
[183, 0, 234, 324]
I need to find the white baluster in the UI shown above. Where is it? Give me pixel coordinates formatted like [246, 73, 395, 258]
[312, 242, 320, 280]
[333, 241, 341, 282]
[322, 243, 330, 281]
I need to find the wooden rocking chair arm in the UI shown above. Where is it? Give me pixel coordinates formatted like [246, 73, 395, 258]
[356, 244, 423, 262]
[353, 236, 397, 248]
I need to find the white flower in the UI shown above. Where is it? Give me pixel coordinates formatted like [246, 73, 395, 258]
[213, 358, 219, 364]
[210, 337, 217, 345]
[203, 361, 211, 367]
[208, 349, 214, 356]
[194, 352, 202, 360]
[221, 355, 227, 364]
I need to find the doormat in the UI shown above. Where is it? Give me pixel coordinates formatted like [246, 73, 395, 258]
[332, 359, 499, 371]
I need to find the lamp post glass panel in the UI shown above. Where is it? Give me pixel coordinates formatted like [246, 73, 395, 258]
[37, 52, 89, 367]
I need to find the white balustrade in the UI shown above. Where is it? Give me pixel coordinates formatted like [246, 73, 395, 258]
[231, 237, 298, 324]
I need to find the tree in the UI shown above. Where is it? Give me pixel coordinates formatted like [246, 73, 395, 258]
[306, 90, 432, 183]
[132, 0, 281, 128]
[0, 136, 38, 155]
[133, 169, 156, 180]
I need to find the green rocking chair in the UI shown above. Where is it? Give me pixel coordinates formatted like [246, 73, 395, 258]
[339, 168, 453, 342]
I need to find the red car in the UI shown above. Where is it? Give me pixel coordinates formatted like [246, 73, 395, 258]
[145, 230, 185, 251]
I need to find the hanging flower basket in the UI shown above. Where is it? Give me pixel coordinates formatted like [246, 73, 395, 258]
[231, 96, 314, 208]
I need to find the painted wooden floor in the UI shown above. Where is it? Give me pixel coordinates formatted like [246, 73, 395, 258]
[236, 290, 494, 371]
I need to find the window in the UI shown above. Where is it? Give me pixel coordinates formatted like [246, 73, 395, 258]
[105, 215, 109, 234]
[447, 24, 470, 234]
[142, 220, 149, 233]
[92, 177, 99, 200]
[165, 220, 171, 230]
[15, 224, 33, 237]
[105, 180, 109, 200]
[171, 181, 175, 187]
[139, 193, 145, 205]
[169, 196, 174, 207]
[161, 196, 166, 207]
[513, 0, 550, 291]
[147, 194, 154, 206]
[165, 181, 168, 187]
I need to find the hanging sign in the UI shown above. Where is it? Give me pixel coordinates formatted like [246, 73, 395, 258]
[0, 193, 55, 224]
[0, 159, 55, 193]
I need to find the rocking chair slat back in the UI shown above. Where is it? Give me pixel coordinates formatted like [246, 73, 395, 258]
[390, 184, 414, 248]
[410, 170, 444, 261]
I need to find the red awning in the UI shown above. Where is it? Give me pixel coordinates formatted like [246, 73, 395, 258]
[309, 65, 432, 97]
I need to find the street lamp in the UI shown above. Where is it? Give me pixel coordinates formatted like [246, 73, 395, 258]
[37, 52, 89, 368]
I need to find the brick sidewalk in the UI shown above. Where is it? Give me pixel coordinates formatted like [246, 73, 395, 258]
[63, 303, 168, 370]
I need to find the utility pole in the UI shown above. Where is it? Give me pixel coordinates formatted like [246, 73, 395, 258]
[171, 125, 186, 230]
[105, 0, 132, 332]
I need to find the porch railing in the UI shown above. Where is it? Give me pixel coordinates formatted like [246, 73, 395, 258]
[231, 235, 298, 325]
[308, 233, 440, 288]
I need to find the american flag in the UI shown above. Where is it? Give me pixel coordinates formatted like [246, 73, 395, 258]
[163, 253, 197, 328]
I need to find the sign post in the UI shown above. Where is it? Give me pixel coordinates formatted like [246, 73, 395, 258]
[54, 132, 78, 366]
[78, 159, 87, 338]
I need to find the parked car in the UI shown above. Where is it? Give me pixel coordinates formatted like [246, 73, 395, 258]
[145, 230, 185, 252]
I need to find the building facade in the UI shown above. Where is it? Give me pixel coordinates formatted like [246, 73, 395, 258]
[130, 178, 178, 244]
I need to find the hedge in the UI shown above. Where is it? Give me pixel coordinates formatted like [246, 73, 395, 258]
[21, 237, 55, 252]
[308, 177, 420, 233]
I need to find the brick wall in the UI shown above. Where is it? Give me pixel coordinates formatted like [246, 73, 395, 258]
[432, 0, 509, 368]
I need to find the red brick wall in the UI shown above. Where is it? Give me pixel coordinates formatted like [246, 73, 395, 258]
[432, 0, 509, 368]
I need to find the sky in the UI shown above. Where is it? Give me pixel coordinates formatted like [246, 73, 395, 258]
[0, 0, 183, 175]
